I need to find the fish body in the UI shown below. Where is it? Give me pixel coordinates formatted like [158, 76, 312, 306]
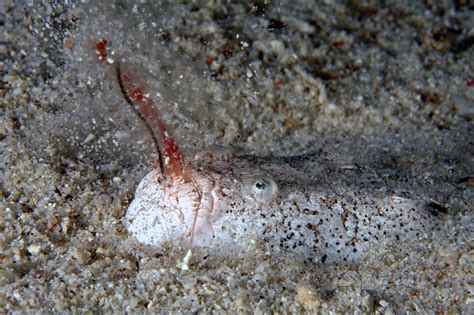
[124, 150, 441, 263]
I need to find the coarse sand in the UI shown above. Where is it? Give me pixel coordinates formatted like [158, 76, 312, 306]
[1, 1, 473, 313]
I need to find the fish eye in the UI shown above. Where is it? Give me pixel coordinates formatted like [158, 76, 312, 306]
[242, 176, 278, 203]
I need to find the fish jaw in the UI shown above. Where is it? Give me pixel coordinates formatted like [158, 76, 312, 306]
[123, 168, 225, 249]
[124, 170, 185, 247]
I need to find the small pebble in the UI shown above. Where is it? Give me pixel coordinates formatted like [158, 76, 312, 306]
[282, 17, 315, 34]
[27, 244, 41, 255]
[361, 292, 375, 313]
[82, 133, 96, 145]
[71, 247, 91, 265]
[453, 95, 474, 119]
[296, 284, 321, 309]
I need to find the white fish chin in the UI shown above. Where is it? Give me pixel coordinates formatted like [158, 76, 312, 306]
[124, 170, 186, 247]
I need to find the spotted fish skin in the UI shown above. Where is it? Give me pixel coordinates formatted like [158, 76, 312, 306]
[125, 150, 442, 263]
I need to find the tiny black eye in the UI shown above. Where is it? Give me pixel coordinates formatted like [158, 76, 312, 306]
[255, 182, 266, 190]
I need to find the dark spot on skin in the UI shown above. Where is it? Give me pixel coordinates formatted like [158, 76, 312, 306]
[306, 223, 316, 231]
[425, 201, 449, 215]
[321, 255, 327, 263]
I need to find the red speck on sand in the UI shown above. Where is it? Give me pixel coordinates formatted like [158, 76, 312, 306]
[96, 39, 108, 61]
[332, 39, 344, 48]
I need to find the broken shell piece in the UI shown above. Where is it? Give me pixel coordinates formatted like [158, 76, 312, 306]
[177, 249, 193, 271]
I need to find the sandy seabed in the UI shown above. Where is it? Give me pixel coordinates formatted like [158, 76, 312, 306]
[1, 1, 473, 313]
